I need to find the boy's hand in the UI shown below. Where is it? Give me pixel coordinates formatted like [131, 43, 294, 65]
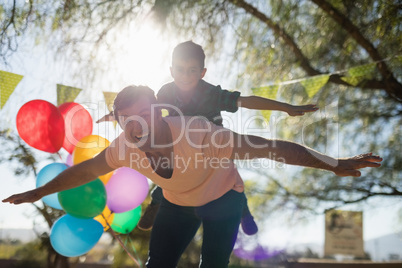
[2, 189, 42, 205]
[333, 153, 382, 177]
[287, 104, 318, 116]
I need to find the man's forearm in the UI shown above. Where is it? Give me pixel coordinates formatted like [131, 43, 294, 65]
[232, 134, 337, 173]
[37, 161, 98, 198]
[268, 139, 337, 172]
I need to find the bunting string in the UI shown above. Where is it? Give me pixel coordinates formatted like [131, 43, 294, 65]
[1, 54, 400, 110]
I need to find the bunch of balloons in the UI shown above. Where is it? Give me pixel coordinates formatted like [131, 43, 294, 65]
[17, 100, 149, 257]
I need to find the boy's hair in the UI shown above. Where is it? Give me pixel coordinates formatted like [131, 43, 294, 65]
[172, 41, 205, 69]
[113, 85, 156, 121]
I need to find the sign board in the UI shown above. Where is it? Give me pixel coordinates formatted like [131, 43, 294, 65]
[324, 210, 364, 257]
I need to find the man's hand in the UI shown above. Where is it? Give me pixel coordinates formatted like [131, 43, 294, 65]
[287, 104, 318, 116]
[333, 153, 382, 177]
[2, 189, 43, 205]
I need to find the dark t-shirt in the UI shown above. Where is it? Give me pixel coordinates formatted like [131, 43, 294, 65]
[157, 80, 241, 126]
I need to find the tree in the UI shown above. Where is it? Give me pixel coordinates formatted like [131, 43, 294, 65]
[1, 0, 401, 224]
[0, 130, 71, 267]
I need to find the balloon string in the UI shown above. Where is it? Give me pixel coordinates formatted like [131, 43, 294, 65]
[101, 213, 142, 268]
[56, 152, 63, 161]
[128, 235, 143, 267]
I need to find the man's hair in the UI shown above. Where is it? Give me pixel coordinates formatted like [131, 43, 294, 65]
[113, 85, 156, 120]
[172, 41, 205, 69]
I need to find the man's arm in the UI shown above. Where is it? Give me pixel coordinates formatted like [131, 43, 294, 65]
[230, 133, 382, 177]
[237, 95, 318, 116]
[2, 149, 114, 205]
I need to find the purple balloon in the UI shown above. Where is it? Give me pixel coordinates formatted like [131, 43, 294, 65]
[105, 167, 149, 213]
[65, 153, 73, 166]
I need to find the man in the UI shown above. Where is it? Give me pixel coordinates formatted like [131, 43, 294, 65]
[3, 85, 382, 267]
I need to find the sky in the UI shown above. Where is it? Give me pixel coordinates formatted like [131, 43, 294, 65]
[1, 18, 401, 256]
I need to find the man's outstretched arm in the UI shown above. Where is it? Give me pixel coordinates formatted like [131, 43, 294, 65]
[230, 133, 382, 177]
[2, 149, 114, 205]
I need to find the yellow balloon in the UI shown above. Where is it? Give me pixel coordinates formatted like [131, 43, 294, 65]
[99, 171, 114, 185]
[94, 206, 115, 231]
[72, 135, 110, 165]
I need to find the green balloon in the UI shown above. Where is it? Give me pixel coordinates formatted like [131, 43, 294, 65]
[111, 206, 142, 234]
[58, 178, 106, 219]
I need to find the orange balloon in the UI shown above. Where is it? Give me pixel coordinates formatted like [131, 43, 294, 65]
[72, 135, 110, 165]
[99, 171, 114, 185]
[94, 206, 115, 231]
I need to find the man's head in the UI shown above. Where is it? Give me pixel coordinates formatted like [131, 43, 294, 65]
[113, 85, 157, 122]
[170, 41, 207, 92]
[113, 85, 163, 149]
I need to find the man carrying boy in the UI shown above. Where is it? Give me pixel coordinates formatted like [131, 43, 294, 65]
[138, 41, 319, 234]
[4, 85, 382, 267]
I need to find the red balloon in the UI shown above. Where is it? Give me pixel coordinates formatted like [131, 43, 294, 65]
[58, 102, 93, 154]
[16, 100, 65, 153]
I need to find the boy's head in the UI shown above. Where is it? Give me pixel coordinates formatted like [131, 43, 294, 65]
[170, 41, 207, 92]
[172, 41, 205, 69]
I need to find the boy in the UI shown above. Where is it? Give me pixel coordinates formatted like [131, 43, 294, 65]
[137, 41, 318, 235]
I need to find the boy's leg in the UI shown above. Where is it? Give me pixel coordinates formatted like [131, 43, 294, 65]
[138, 186, 163, 231]
[241, 195, 258, 235]
[146, 197, 201, 268]
[197, 190, 244, 268]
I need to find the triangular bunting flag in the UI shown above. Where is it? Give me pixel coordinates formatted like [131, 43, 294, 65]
[0, 70, 23, 109]
[103, 91, 118, 112]
[57, 84, 82, 106]
[251, 85, 280, 122]
[347, 63, 376, 78]
[103, 91, 118, 128]
[300, 74, 330, 98]
[340, 76, 365, 86]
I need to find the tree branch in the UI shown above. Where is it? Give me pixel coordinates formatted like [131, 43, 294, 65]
[228, 0, 320, 76]
[310, 0, 402, 101]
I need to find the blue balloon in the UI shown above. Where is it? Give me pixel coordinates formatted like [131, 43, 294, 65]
[50, 214, 104, 257]
[36, 163, 68, 209]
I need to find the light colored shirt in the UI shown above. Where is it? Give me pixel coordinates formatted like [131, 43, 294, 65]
[105, 116, 244, 206]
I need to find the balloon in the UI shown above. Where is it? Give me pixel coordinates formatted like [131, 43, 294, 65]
[58, 102, 93, 154]
[36, 163, 68, 209]
[16, 100, 65, 153]
[65, 153, 73, 166]
[72, 135, 110, 165]
[105, 167, 149, 213]
[111, 206, 142, 234]
[58, 178, 107, 219]
[99, 171, 113, 185]
[50, 214, 103, 257]
[94, 205, 115, 231]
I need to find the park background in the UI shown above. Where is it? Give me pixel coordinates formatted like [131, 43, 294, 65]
[0, 0, 401, 267]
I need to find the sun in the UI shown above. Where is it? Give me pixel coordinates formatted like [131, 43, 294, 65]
[110, 22, 178, 93]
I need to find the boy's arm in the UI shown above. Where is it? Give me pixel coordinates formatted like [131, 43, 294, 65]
[237, 95, 318, 116]
[229, 132, 382, 177]
[2, 150, 114, 205]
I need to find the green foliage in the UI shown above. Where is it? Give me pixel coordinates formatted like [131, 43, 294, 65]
[11, 240, 47, 268]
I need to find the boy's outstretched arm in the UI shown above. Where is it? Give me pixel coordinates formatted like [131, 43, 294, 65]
[237, 95, 318, 116]
[230, 132, 382, 177]
[2, 150, 114, 205]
